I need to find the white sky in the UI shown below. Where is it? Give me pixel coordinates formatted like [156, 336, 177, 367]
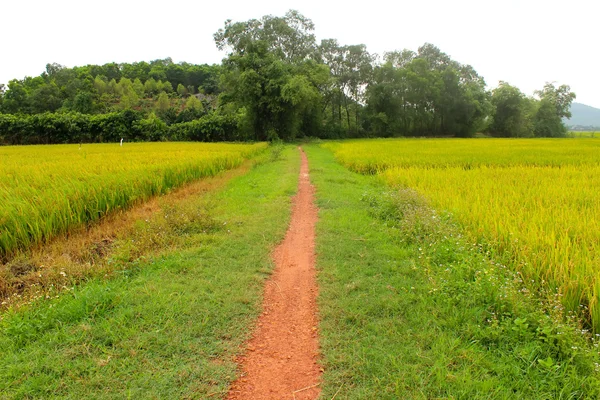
[2, 0, 599, 108]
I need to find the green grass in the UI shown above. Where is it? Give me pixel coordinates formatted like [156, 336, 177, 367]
[568, 131, 598, 138]
[305, 144, 600, 399]
[0, 145, 299, 399]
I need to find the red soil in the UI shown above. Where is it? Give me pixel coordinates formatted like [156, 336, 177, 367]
[228, 148, 322, 400]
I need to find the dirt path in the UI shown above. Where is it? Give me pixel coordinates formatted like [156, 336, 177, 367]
[228, 148, 321, 400]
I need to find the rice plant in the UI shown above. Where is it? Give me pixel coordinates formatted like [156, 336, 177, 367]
[324, 138, 600, 330]
[0, 142, 267, 257]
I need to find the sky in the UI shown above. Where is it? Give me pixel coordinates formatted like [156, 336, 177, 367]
[2, 0, 599, 108]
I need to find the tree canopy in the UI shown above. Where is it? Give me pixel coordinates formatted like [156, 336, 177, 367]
[0, 10, 576, 143]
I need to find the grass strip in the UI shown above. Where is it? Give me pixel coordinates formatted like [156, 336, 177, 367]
[305, 144, 600, 399]
[0, 145, 299, 399]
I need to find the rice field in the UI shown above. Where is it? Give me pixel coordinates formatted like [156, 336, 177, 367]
[0, 142, 267, 257]
[569, 131, 598, 138]
[324, 138, 600, 330]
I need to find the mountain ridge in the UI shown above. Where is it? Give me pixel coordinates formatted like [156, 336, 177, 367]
[565, 102, 600, 129]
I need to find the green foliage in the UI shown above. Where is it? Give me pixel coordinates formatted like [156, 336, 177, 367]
[0, 60, 221, 116]
[0, 111, 141, 144]
[216, 11, 326, 140]
[364, 44, 489, 137]
[169, 113, 242, 141]
[119, 86, 139, 110]
[185, 95, 204, 112]
[488, 82, 575, 138]
[307, 144, 600, 398]
[0, 109, 246, 144]
[154, 92, 171, 113]
[0, 11, 578, 141]
[533, 98, 567, 137]
[161, 80, 173, 93]
[532, 83, 576, 137]
[214, 10, 316, 64]
[317, 40, 374, 136]
[488, 82, 534, 137]
[176, 83, 188, 97]
[132, 78, 145, 96]
[135, 112, 168, 141]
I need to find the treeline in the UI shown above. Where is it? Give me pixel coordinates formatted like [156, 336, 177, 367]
[0, 59, 219, 115]
[0, 111, 242, 144]
[0, 10, 576, 143]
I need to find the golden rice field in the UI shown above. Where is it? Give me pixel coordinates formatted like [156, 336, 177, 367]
[0, 142, 267, 257]
[324, 138, 600, 330]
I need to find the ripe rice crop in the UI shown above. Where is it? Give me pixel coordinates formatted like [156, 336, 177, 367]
[0, 142, 267, 257]
[324, 138, 600, 330]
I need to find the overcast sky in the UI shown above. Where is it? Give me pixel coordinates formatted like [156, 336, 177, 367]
[2, 0, 599, 108]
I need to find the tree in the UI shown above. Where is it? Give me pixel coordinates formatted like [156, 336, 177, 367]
[144, 78, 159, 96]
[155, 92, 171, 113]
[71, 92, 94, 113]
[120, 86, 139, 109]
[133, 78, 145, 97]
[364, 44, 488, 137]
[215, 10, 317, 64]
[533, 98, 567, 137]
[2, 79, 29, 113]
[30, 83, 62, 113]
[94, 76, 108, 94]
[185, 95, 204, 112]
[535, 82, 576, 119]
[533, 83, 575, 137]
[0, 83, 5, 110]
[161, 81, 173, 93]
[135, 112, 167, 141]
[177, 83, 188, 97]
[216, 11, 325, 140]
[488, 82, 533, 137]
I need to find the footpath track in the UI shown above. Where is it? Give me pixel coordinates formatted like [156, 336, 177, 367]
[228, 148, 322, 400]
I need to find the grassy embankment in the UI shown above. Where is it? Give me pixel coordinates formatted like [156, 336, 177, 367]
[307, 144, 600, 399]
[0, 145, 299, 398]
[325, 138, 600, 331]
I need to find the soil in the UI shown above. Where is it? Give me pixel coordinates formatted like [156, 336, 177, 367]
[228, 148, 322, 400]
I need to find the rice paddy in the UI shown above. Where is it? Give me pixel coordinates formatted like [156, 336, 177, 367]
[324, 138, 600, 330]
[0, 142, 267, 258]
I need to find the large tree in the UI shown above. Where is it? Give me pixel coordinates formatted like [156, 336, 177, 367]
[365, 44, 488, 137]
[215, 10, 316, 64]
[317, 40, 373, 135]
[488, 82, 534, 137]
[533, 83, 576, 137]
[215, 10, 327, 140]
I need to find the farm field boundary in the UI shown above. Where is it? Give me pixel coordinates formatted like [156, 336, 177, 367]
[306, 144, 599, 398]
[0, 145, 299, 398]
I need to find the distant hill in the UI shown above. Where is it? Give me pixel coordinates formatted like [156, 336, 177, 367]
[565, 102, 600, 129]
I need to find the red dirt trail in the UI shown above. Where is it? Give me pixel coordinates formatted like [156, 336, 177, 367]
[228, 148, 322, 400]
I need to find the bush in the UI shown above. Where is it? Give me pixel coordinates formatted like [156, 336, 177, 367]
[0, 111, 144, 145]
[0, 111, 243, 145]
[168, 113, 242, 142]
